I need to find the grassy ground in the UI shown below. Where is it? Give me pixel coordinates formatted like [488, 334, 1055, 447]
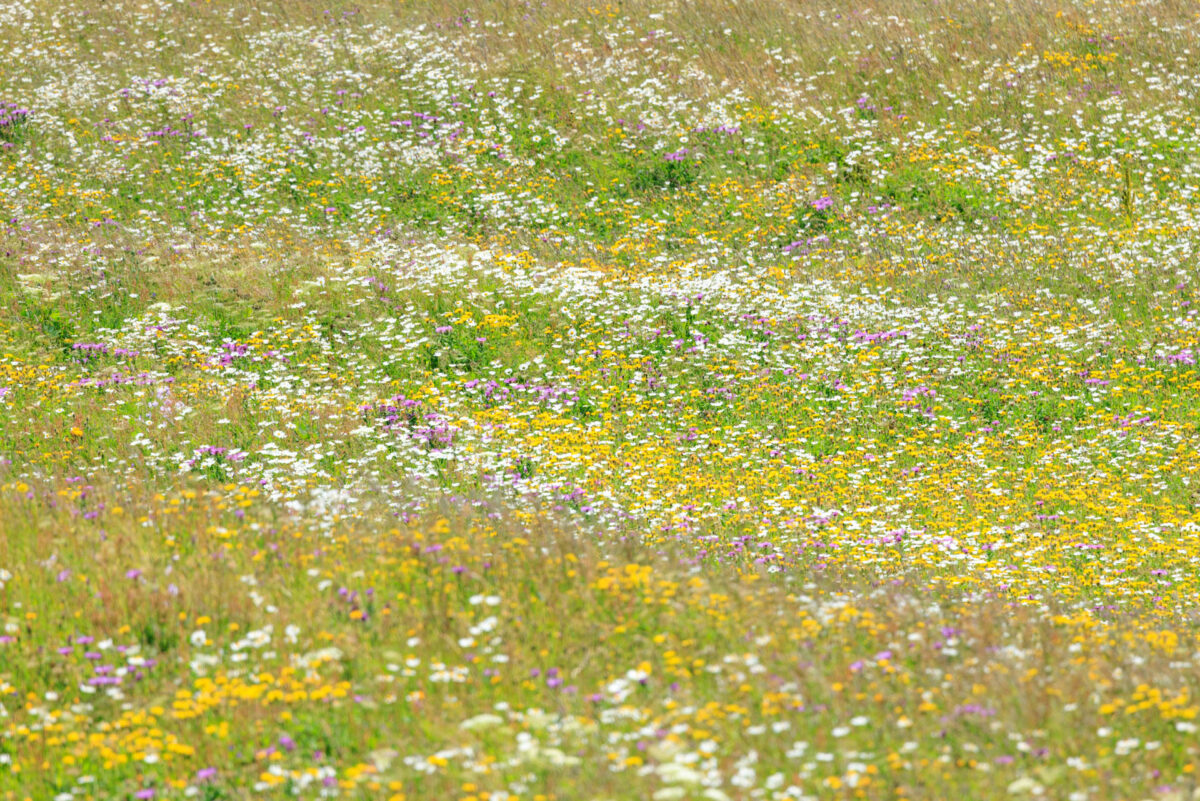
[3, 0, 1200, 798]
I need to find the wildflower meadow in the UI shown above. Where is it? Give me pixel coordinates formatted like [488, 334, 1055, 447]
[4, 0, 1200, 798]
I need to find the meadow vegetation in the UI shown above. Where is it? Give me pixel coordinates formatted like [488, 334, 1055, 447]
[3, 0, 1200, 798]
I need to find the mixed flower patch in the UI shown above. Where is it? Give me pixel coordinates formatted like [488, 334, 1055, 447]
[3, 0, 1200, 798]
